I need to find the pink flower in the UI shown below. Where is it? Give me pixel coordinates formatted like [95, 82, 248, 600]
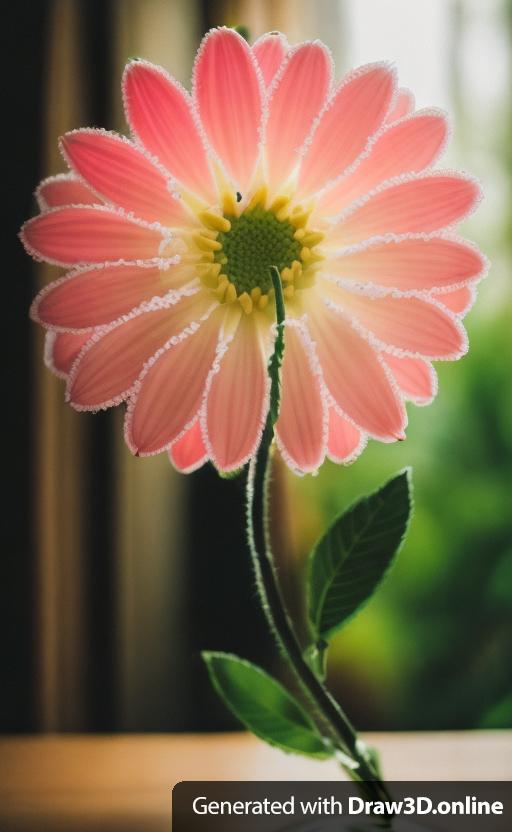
[21, 29, 487, 475]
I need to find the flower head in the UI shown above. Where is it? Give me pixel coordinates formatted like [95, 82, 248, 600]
[21, 28, 487, 474]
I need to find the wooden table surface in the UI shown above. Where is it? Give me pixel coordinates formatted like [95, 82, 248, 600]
[0, 732, 510, 831]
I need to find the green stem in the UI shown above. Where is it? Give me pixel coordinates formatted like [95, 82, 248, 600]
[244, 267, 394, 816]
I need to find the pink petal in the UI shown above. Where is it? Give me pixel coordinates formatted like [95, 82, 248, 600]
[437, 286, 475, 315]
[68, 292, 211, 409]
[252, 32, 288, 87]
[327, 408, 363, 463]
[32, 261, 195, 331]
[21, 206, 166, 267]
[384, 87, 414, 124]
[324, 283, 467, 359]
[265, 42, 332, 188]
[36, 174, 100, 210]
[205, 314, 267, 472]
[275, 324, 326, 472]
[332, 174, 481, 246]
[384, 354, 437, 403]
[123, 60, 216, 201]
[127, 310, 221, 455]
[325, 236, 485, 292]
[169, 418, 208, 473]
[194, 28, 263, 190]
[319, 111, 449, 215]
[61, 130, 188, 226]
[299, 64, 396, 195]
[47, 330, 93, 377]
[307, 297, 405, 441]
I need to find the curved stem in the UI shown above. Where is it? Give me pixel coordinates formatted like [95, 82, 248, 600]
[244, 267, 394, 814]
[247, 434, 392, 806]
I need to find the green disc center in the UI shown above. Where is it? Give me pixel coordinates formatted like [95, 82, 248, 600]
[215, 207, 301, 295]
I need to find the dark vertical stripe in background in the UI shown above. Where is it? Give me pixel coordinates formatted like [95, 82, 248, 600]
[1, 0, 48, 732]
[185, 468, 274, 731]
[80, 0, 119, 731]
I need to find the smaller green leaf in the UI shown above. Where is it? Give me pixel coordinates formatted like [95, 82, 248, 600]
[308, 469, 412, 641]
[202, 651, 331, 759]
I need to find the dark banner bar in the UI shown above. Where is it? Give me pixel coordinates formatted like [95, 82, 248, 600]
[173, 781, 511, 830]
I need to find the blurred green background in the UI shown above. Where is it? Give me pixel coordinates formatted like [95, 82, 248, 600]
[4, 0, 511, 735]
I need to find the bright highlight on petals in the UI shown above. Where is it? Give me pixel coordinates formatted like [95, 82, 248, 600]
[21, 27, 487, 476]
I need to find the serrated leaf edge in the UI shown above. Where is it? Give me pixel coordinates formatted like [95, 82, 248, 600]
[307, 469, 412, 641]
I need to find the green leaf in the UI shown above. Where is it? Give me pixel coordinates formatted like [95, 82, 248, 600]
[202, 651, 331, 758]
[308, 469, 412, 641]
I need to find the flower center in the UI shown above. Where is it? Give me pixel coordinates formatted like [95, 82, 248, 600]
[192, 189, 324, 314]
[215, 208, 301, 296]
